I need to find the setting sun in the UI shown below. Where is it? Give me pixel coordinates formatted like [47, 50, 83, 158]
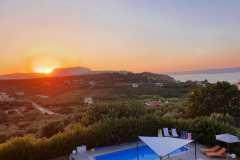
[29, 54, 62, 74]
[33, 67, 54, 74]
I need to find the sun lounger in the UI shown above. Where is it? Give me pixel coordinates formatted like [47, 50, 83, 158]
[163, 128, 170, 137]
[171, 128, 179, 137]
[158, 129, 163, 137]
[187, 132, 192, 140]
[69, 152, 90, 160]
[201, 145, 221, 154]
[205, 147, 226, 158]
[77, 145, 87, 154]
[180, 131, 187, 139]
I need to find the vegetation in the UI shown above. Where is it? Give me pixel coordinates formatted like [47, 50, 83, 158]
[80, 101, 145, 126]
[0, 116, 236, 160]
[37, 120, 66, 138]
[0, 99, 239, 160]
[0, 75, 240, 160]
[0, 73, 189, 142]
[188, 82, 240, 118]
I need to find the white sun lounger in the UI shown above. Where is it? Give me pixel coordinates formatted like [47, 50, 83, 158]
[158, 129, 163, 137]
[171, 128, 179, 137]
[163, 128, 170, 137]
[77, 145, 87, 153]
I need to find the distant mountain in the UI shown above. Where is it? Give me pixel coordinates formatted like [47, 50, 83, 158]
[0, 67, 96, 80]
[0, 67, 175, 83]
[0, 73, 48, 80]
[139, 72, 175, 83]
[0, 67, 95, 80]
[0, 67, 172, 81]
[51, 67, 93, 77]
[171, 67, 240, 75]
[52, 67, 130, 77]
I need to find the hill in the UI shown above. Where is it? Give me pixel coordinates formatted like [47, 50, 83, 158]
[0, 71, 176, 104]
[0, 67, 131, 80]
[51, 67, 93, 77]
[0, 67, 171, 80]
[0, 71, 182, 143]
[0, 73, 47, 80]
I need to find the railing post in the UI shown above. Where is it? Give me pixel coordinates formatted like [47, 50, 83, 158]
[137, 141, 139, 160]
[195, 142, 197, 160]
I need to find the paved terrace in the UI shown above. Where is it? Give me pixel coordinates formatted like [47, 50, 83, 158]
[82, 142, 225, 160]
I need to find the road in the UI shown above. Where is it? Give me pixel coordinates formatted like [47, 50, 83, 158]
[31, 101, 58, 115]
[23, 99, 60, 116]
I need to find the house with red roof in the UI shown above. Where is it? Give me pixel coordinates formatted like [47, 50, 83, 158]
[145, 100, 162, 108]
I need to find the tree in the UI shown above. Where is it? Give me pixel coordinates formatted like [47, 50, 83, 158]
[37, 120, 65, 138]
[81, 100, 146, 126]
[187, 81, 240, 118]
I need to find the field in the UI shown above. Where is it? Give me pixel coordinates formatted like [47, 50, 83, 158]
[0, 72, 194, 143]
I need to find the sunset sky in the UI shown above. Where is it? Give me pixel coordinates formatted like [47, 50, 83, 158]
[0, 0, 240, 74]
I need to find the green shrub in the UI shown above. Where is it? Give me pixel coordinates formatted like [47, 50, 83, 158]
[81, 101, 146, 126]
[191, 117, 235, 145]
[210, 113, 235, 126]
[38, 120, 65, 138]
[0, 116, 236, 160]
[187, 82, 240, 117]
[0, 136, 38, 160]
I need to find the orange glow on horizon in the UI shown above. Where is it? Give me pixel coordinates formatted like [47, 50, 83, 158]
[33, 67, 55, 74]
[28, 53, 63, 74]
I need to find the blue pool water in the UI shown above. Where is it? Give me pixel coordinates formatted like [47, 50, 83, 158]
[95, 145, 189, 160]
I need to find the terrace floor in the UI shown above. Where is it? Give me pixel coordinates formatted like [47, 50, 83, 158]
[81, 142, 225, 160]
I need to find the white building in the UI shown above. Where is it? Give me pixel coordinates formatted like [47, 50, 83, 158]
[37, 95, 49, 99]
[84, 97, 94, 105]
[16, 92, 25, 96]
[89, 81, 96, 87]
[197, 81, 207, 87]
[132, 83, 139, 88]
[0, 93, 15, 102]
[155, 83, 164, 87]
[145, 100, 161, 108]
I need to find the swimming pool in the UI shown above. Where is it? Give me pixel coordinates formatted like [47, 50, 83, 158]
[94, 145, 189, 160]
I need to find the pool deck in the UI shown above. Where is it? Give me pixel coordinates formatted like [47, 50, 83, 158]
[75, 142, 225, 160]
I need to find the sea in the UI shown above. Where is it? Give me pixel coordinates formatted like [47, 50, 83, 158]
[170, 72, 240, 84]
